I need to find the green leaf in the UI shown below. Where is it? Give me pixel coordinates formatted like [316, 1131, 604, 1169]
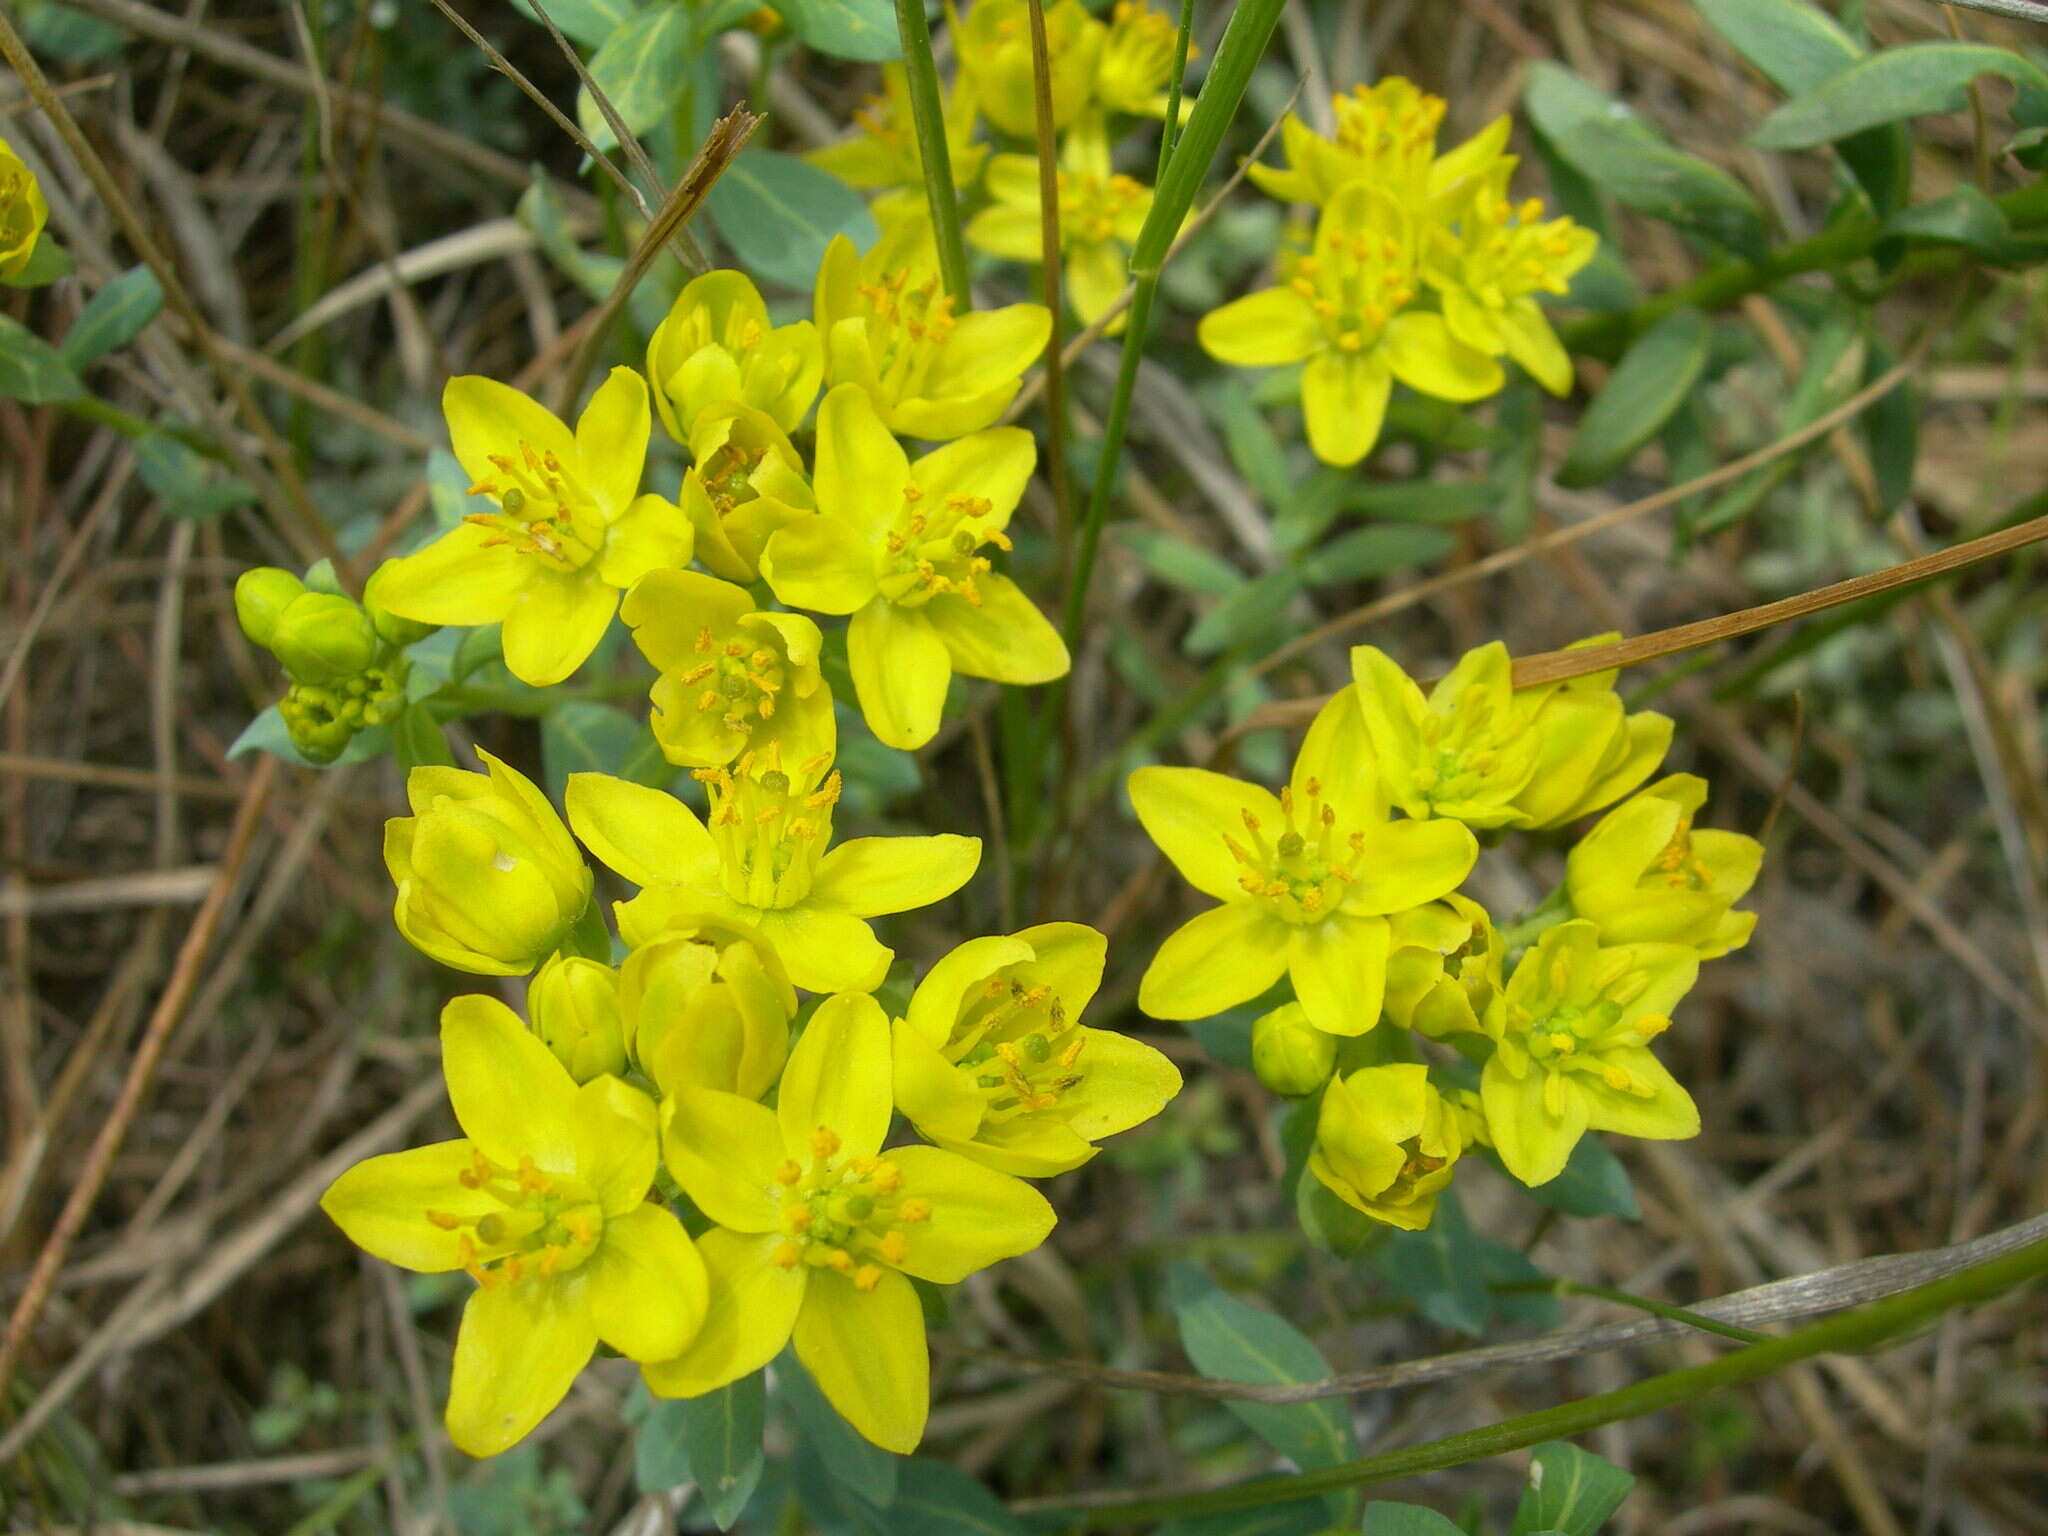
[1296, 524, 1454, 587]
[1363, 1503, 1469, 1536]
[135, 432, 259, 520]
[687, 1374, 766, 1530]
[518, 173, 625, 305]
[1506, 1135, 1640, 1220]
[1345, 481, 1496, 525]
[1127, 528, 1246, 598]
[779, 1354, 898, 1509]
[576, 3, 698, 150]
[390, 700, 455, 771]
[427, 448, 475, 531]
[634, 1396, 692, 1492]
[1168, 1264, 1354, 1476]
[512, 0, 639, 48]
[1695, 0, 1909, 211]
[1371, 1188, 1493, 1336]
[886, 1459, 1026, 1535]
[60, 266, 164, 370]
[1185, 569, 1298, 655]
[1556, 308, 1712, 488]
[1211, 382, 1294, 508]
[539, 700, 668, 801]
[1523, 64, 1770, 259]
[1692, 312, 1862, 536]
[792, 1439, 886, 1535]
[1509, 1442, 1635, 1536]
[1153, 1497, 1330, 1536]
[2, 236, 74, 289]
[1860, 341, 1916, 514]
[772, 0, 901, 61]
[1882, 184, 2012, 255]
[0, 314, 84, 403]
[1752, 42, 2048, 150]
[22, 0, 125, 60]
[705, 150, 878, 291]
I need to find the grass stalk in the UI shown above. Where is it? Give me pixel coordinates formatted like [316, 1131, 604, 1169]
[893, 0, 973, 305]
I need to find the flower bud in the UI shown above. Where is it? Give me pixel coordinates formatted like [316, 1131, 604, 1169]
[0, 136, 50, 281]
[363, 563, 439, 648]
[278, 682, 355, 764]
[234, 567, 307, 650]
[1309, 1063, 1461, 1232]
[384, 750, 592, 976]
[1383, 895, 1503, 1038]
[269, 593, 379, 685]
[1251, 1003, 1336, 1097]
[618, 913, 795, 1100]
[528, 955, 628, 1082]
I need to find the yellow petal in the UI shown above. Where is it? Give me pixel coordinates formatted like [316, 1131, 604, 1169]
[1481, 1053, 1589, 1188]
[623, 569, 753, 670]
[892, 386, 1019, 442]
[320, 1141, 498, 1272]
[1066, 241, 1127, 329]
[923, 304, 1052, 401]
[642, 1229, 805, 1399]
[446, 1278, 596, 1457]
[849, 600, 951, 750]
[760, 517, 880, 615]
[1127, 766, 1283, 904]
[595, 493, 692, 590]
[583, 1203, 708, 1362]
[1011, 921, 1107, 1018]
[442, 994, 580, 1172]
[1198, 287, 1321, 367]
[1381, 312, 1505, 403]
[1287, 913, 1391, 1036]
[444, 374, 575, 494]
[792, 1269, 929, 1454]
[574, 366, 651, 516]
[570, 1075, 658, 1215]
[565, 774, 720, 891]
[1582, 1048, 1700, 1143]
[966, 202, 1044, 261]
[905, 934, 1035, 1044]
[815, 383, 908, 544]
[1059, 1028, 1183, 1139]
[661, 1087, 784, 1230]
[910, 427, 1036, 524]
[502, 573, 617, 687]
[885, 1144, 1055, 1283]
[745, 904, 894, 994]
[1302, 350, 1392, 467]
[893, 1018, 985, 1142]
[1292, 686, 1382, 823]
[368, 522, 527, 628]
[1501, 297, 1575, 397]
[927, 575, 1070, 685]
[809, 832, 981, 920]
[778, 992, 892, 1162]
[1342, 819, 1478, 916]
[1138, 901, 1291, 1019]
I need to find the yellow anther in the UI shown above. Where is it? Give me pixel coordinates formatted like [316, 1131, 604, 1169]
[871, 1161, 903, 1195]
[774, 1159, 802, 1186]
[880, 1230, 908, 1264]
[897, 1198, 931, 1223]
[853, 1264, 884, 1292]
[1547, 1032, 1576, 1053]
[811, 1126, 841, 1160]
[772, 1241, 802, 1269]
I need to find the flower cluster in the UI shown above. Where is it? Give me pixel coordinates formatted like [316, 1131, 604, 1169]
[1133, 638, 1760, 1227]
[1201, 77, 1597, 465]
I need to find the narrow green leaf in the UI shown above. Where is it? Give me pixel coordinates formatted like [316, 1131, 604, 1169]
[1296, 524, 1454, 587]
[135, 431, 259, 520]
[779, 1354, 899, 1509]
[575, 3, 698, 149]
[1, 236, 74, 289]
[61, 266, 165, 370]
[886, 1459, 1026, 1535]
[1860, 341, 1916, 514]
[1153, 1497, 1330, 1536]
[704, 149, 879, 291]
[1363, 1503, 1469, 1536]
[517, 174, 626, 305]
[513, 0, 639, 48]
[773, 0, 901, 60]
[540, 700, 666, 801]
[633, 1396, 693, 1492]
[1752, 42, 2048, 149]
[390, 701, 455, 771]
[1556, 308, 1712, 488]
[1185, 569, 1298, 656]
[1504, 1135, 1640, 1220]
[1168, 1264, 1354, 1475]
[1882, 184, 2012, 255]
[1371, 1189, 1493, 1336]
[0, 314, 85, 403]
[1128, 529, 1247, 598]
[687, 1374, 766, 1530]
[1509, 1442, 1635, 1536]
[1692, 313, 1862, 535]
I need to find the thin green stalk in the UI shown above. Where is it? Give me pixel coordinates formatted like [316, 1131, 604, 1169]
[1044, 1235, 2048, 1527]
[1491, 1278, 1772, 1346]
[1024, 0, 1073, 547]
[1154, 0, 1196, 180]
[893, 0, 971, 305]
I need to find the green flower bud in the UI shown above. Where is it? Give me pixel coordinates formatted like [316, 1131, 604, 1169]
[618, 913, 796, 1100]
[233, 567, 306, 649]
[384, 750, 593, 976]
[270, 593, 378, 685]
[363, 563, 440, 648]
[278, 682, 354, 764]
[527, 954, 628, 1082]
[1251, 1002, 1336, 1097]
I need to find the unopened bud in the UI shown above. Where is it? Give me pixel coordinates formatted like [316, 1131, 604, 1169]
[269, 593, 378, 684]
[1251, 1002, 1336, 1097]
[528, 954, 627, 1082]
[363, 563, 439, 648]
[233, 567, 306, 649]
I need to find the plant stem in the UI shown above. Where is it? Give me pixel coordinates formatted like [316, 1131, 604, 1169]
[1154, 0, 1196, 180]
[893, 0, 972, 306]
[1044, 1234, 2048, 1527]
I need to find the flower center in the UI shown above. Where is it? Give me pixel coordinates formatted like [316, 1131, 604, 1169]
[692, 751, 838, 910]
[1102, 1, 1184, 102]
[857, 273, 957, 403]
[1221, 778, 1365, 924]
[1330, 82, 1444, 187]
[1409, 688, 1509, 807]
[699, 438, 768, 520]
[462, 440, 604, 571]
[1508, 967, 1671, 1112]
[1, 168, 31, 245]
[1055, 169, 1147, 248]
[1290, 234, 1415, 352]
[1651, 816, 1715, 890]
[769, 1128, 932, 1291]
[945, 972, 1087, 1122]
[427, 1148, 604, 1286]
[1378, 1136, 1449, 1205]
[671, 623, 788, 734]
[1458, 190, 1584, 308]
[876, 482, 1013, 608]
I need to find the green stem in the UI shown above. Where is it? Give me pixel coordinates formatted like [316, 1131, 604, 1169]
[1498, 1278, 1772, 1346]
[63, 395, 218, 455]
[1498, 884, 1573, 951]
[893, 0, 971, 306]
[1047, 1235, 2048, 1527]
[1153, 0, 1196, 182]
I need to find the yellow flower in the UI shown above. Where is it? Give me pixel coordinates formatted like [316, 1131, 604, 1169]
[1095, 1, 1193, 119]
[952, 0, 1104, 138]
[760, 385, 1068, 750]
[1247, 78, 1509, 211]
[814, 218, 1051, 440]
[1198, 182, 1502, 466]
[371, 370, 690, 687]
[1349, 640, 1672, 830]
[1310, 1062, 1462, 1231]
[0, 136, 48, 280]
[674, 404, 815, 585]
[527, 954, 628, 1082]
[806, 65, 986, 222]
[618, 912, 796, 1100]
[565, 761, 980, 993]
[970, 123, 1152, 332]
[1130, 689, 1478, 1035]
[320, 995, 707, 1456]
[892, 923, 1182, 1177]
[1482, 921, 1700, 1187]
[1249, 1001, 1336, 1097]
[1566, 774, 1761, 959]
[623, 569, 833, 770]
[648, 992, 1055, 1451]
[385, 752, 593, 976]
[645, 270, 823, 441]
[1382, 893, 1504, 1039]
[1427, 164, 1597, 396]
